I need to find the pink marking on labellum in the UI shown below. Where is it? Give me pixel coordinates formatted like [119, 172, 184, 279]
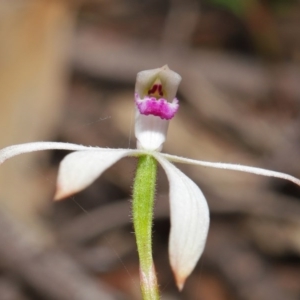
[148, 84, 164, 97]
[135, 94, 179, 120]
[148, 84, 158, 95]
[158, 84, 163, 96]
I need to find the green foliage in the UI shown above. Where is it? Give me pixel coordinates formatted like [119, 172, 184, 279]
[207, 0, 252, 16]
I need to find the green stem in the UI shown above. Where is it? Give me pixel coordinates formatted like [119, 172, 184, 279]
[133, 155, 160, 300]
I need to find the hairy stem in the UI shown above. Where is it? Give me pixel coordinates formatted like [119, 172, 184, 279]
[133, 155, 159, 300]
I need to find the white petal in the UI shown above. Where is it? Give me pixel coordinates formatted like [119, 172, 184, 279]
[162, 153, 300, 187]
[135, 111, 169, 151]
[136, 68, 161, 99]
[158, 68, 182, 102]
[153, 153, 209, 290]
[135, 65, 182, 101]
[55, 149, 140, 200]
[0, 142, 93, 165]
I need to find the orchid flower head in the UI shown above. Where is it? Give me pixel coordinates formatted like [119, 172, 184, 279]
[0, 66, 300, 292]
[135, 65, 181, 151]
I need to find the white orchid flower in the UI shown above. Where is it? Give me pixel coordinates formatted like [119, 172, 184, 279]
[1, 66, 300, 294]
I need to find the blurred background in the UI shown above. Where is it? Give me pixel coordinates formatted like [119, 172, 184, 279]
[0, 0, 300, 299]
